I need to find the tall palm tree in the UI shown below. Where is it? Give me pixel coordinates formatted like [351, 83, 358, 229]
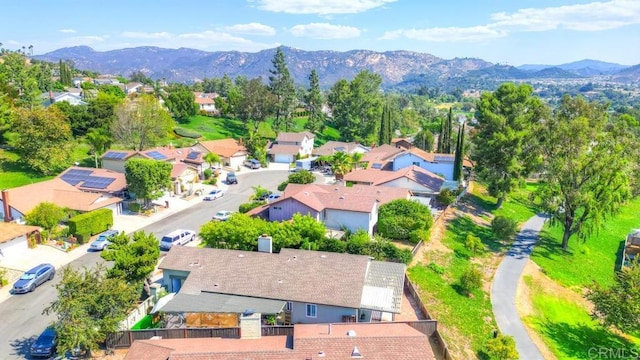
[330, 151, 353, 180]
[350, 152, 364, 170]
[204, 152, 221, 169]
[85, 128, 112, 168]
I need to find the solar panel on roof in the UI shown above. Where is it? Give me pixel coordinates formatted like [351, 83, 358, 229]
[146, 151, 167, 160]
[186, 151, 200, 160]
[60, 169, 93, 186]
[434, 154, 455, 162]
[103, 151, 127, 160]
[81, 176, 116, 189]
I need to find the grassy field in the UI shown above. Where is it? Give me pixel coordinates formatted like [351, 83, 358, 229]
[175, 115, 341, 145]
[0, 143, 94, 189]
[523, 274, 639, 359]
[531, 196, 640, 288]
[409, 182, 539, 357]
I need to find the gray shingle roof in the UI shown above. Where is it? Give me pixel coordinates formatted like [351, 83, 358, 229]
[161, 292, 286, 314]
[160, 247, 405, 312]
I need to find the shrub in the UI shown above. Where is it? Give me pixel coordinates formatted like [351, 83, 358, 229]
[378, 199, 433, 240]
[317, 237, 347, 253]
[288, 170, 315, 185]
[465, 233, 483, 255]
[238, 200, 267, 214]
[203, 168, 212, 179]
[427, 262, 445, 275]
[491, 216, 519, 241]
[409, 228, 430, 244]
[436, 188, 456, 205]
[68, 208, 113, 244]
[277, 181, 289, 192]
[128, 203, 142, 213]
[173, 127, 202, 139]
[206, 177, 218, 186]
[459, 267, 483, 295]
[0, 268, 8, 287]
[484, 334, 519, 360]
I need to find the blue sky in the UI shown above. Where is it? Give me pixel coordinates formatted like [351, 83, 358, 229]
[2, 0, 639, 65]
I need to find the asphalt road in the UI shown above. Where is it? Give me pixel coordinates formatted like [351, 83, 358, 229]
[0, 169, 289, 359]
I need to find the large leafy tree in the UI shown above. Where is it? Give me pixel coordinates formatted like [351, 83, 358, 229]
[237, 77, 276, 135]
[536, 95, 633, 250]
[124, 158, 172, 207]
[378, 199, 433, 240]
[587, 262, 640, 333]
[111, 95, 173, 150]
[268, 47, 296, 132]
[44, 265, 137, 357]
[165, 84, 197, 120]
[11, 106, 74, 175]
[25, 202, 66, 240]
[101, 231, 160, 295]
[471, 83, 547, 208]
[87, 93, 121, 130]
[52, 101, 93, 137]
[304, 69, 325, 133]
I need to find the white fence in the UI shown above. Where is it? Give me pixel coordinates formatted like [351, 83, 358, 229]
[119, 296, 155, 330]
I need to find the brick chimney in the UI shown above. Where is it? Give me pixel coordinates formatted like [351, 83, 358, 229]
[2, 189, 13, 222]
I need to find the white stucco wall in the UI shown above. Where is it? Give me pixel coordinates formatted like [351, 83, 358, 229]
[288, 301, 358, 324]
[228, 154, 246, 169]
[101, 159, 127, 173]
[300, 137, 314, 157]
[323, 208, 374, 234]
[0, 234, 28, 259]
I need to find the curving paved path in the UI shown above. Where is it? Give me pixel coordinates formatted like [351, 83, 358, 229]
[491, 214, 548, 360]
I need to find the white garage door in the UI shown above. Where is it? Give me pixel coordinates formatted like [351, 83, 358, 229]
[274, 154, 293, 164]
[0, 235, 28, 259]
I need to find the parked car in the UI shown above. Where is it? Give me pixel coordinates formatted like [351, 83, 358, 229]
[256, 190, 273, 201]
[89, 229, 119, 251]
[30, 327, 57, 358]
[267, 193, 281, 202]
[160, 229, 196, 251]
[226, 172, 238, 184]
[12, 263, 55, 294]
[212, 210, 233, 221]
[243, 158, 261, 169]
[203, 189, 224, 201]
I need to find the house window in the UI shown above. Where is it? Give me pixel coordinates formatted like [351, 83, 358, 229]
[273, 206, 282, 210]
[412, 161, 420, 166]
[285, 302, 293, 311]
[306, 304, 317, 318]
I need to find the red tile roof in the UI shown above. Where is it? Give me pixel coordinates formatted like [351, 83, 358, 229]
[124, 322, 435, 360]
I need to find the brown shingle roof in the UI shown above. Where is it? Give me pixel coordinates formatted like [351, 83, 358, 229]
[344, 166, 444, 192]
[198, 139, 246, 158]
[0, 223, 40, 244]
[312, 141, 362, 156]
[275, 131, 314, 143]
[267, 144, 301, 156]
[160, 247, 371, 309]
[124, 323, 435, 360]
[360, 144, 403, 167]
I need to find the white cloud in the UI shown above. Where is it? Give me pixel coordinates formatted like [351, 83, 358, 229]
[224, 22, 276, 36]
[121, 31, 173, 40]
[490, 0, 640, 31]
[252, 0, 396, 14]
[290, 23, 361, 39]
[381, 0, 640, 43]
[59, 29, 76, 33]
[381, 26, 505, 42]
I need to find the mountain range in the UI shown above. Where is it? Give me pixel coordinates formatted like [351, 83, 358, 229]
[34, 46, 640, 89]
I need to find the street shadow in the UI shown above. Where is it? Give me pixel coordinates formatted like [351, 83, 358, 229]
[9, 335, 37, 359]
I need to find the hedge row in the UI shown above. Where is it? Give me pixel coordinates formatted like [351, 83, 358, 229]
[174, 127, 202, 139]
[68, 208, 113, 244]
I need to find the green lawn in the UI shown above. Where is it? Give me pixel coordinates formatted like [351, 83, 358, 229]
[408, 182, 539, 356]
[0, 143, 93, 189]
[531, 196, 640, 289]
[522, 275, 639, 359]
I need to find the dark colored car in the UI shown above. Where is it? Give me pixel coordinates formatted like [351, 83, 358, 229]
[12, 263, 55, 294]
[226, 172, 238, 184]
[30, 327, 57, 358]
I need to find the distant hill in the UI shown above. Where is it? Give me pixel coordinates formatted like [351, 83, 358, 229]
[518, 59, 629, 76]
[35, 47, 638, 89]
[612, 64, 640, 83]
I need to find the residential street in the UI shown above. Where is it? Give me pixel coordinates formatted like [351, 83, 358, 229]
[0, 169, 290, 359]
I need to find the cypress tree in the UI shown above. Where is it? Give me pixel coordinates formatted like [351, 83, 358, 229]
[379, 104, 391, 145]
[444, 107, 453, 153]
[437, 117, 445, 153]
[453, 123, 465, 182]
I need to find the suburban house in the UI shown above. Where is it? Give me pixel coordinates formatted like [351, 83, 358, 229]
[193, 92, 217, 113]
[194, 138, 247, 169]
[43, 91, 87, 106]
[159, 246, 406, 325]
[121, 82, 143, 95]
[0, 179, 123, 223]
[391, 137, 413, 150]
[124, 322, 435, 359]
[0, 222, 41, 259]
[312, 141, 370, 157]
[344, 165, 445, 196]
[265, 183, 410, 235]
[93, 77, 120, 86]
[170, 163, 199, 185]
[622, 229, 640, 267]
[360, 144, 404, 170]
[267, 131, 315, 163]
[391, 148, 456, 180]
[57, 166, 127, 196]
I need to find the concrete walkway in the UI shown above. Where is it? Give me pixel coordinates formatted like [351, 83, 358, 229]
[491, 214, 548, 360]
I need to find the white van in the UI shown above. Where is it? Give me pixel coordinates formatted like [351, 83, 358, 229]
[160, 229, 196, 250]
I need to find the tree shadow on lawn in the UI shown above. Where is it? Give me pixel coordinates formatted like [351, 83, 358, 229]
[532, 231, 575, 262]
[446, 215, 504, 253]
[534, 320, 638, 359]
[462, 193, 497, 216]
